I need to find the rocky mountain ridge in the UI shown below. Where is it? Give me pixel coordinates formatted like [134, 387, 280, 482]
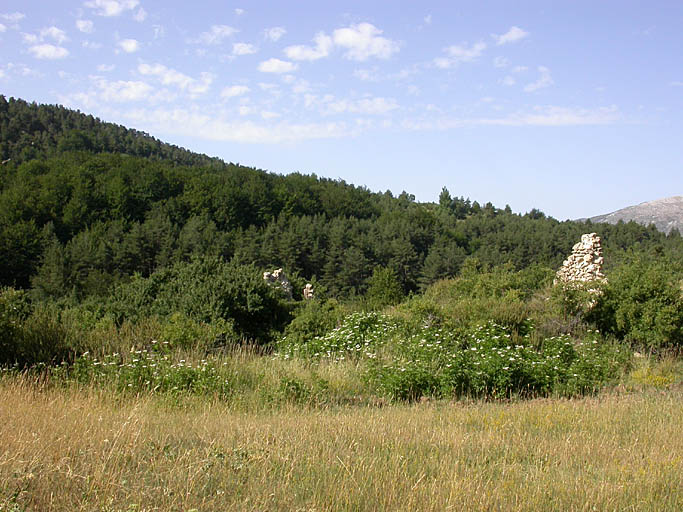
[586, 196, 683, 234]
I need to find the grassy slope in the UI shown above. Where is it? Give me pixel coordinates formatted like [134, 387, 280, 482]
[1, 377, 681, 511]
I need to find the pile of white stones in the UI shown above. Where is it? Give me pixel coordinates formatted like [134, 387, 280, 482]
[554, 232, 606, 285]
[263, 268, 293, 299]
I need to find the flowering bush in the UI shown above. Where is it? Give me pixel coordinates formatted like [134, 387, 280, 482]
[63, 342, 234, 398]
[278, 311, 629, 401]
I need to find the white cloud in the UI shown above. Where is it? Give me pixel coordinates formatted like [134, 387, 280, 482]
[84, 0, 140, 17]
[330, 97, 398, 115]
[307, 94, 399, 115]
[264, 27, 286, 42]
[0, 24, 6, 33]
[95, 78, 152, 101]
[333, 23, 399, 61]
[29, 44, 69, 59]
[284, 32, 333, 61]
[501, 75, 515, 86]
[258, 58, 297, 73]
[194, 25, 237, 45]
[494, 26, 529, 45]
[480, 105, 619, 126]
[424, 15, 432, 25]
[22, 33, 38, 44]
[670, 81, 683, 87]
[41, 26, 68, 44]
[401, 106, 619, 132]
[524, 66, 554, 92]
[138, 62, 214, 96]
[353, 68, 379, 81]
[76, 19, 94, 33]
[232, 42, 257, 55]
[133, 8, 147, 22]
[238, 105, 252, 116]
[118, 38, 139, 53]
[221, 85, 250, 98]
[435, 41, 486, 68]
[123, 107, 352, 143]
[0, 12, 25, 27]
[493, 56, 509, 68]
[512, 65, 528, 73]
[235, 8, 244, 16]
[97, 63, 115, 72]
[82, 40, 102, 49]
[261, 110, 280, 119]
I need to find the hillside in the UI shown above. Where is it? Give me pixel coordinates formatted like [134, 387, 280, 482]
[589, 196, 683, 234]
[1, 96, 681, 302]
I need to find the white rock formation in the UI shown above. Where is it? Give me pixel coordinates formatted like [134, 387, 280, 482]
[303, 283, 314, 300]
[263, 268, 293, 299]
[554, 233, 606, 285]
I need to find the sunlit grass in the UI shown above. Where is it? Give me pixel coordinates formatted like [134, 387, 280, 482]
[1, 370, 681, 511]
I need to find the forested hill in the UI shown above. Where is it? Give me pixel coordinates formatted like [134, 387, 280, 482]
[0, 96, 222, 167]
[1, 96, 681, 302]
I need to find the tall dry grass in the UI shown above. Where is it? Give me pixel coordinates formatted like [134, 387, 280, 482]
[1, 376, 681, 511]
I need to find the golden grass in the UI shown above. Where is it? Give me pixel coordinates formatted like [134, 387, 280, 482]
[1, 376, 681, 512]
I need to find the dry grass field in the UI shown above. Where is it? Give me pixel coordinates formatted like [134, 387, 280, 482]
[1, 375, 681, 511]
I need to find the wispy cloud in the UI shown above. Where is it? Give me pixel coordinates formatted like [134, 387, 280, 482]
[1, 11, 25, 28]
[118, 38, 139, 53]
[493, 56, 509, 68]
[221, 85, 250, 98]
[264, 27, 286, 42]
[284, 32, 333, 61]
[434, 41, 486, 69]
[283, 23, 398, 62]
[258, 58, 297, 73]
[84, 0, 140, 17]
[28, 44, 69, 59]
[133, 7, 147, 22]
[123, 107, 353, 143]
[480, 105, 619, 126]
[524, 66, 553, 92]
[138, 62, 214, 96]
[193, 25, 238, 45]
[76, 19, 94, 33]
[232, 42, 257, 56]
[493, 26, 529, 45]
[333, 23, 399, 61]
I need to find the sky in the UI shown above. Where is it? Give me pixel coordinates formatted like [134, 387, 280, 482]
[1, 0, 681, 220]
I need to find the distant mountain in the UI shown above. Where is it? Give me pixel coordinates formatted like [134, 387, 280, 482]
[588, 196, 683, 234]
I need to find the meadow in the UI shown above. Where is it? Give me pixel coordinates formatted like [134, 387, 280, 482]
[1, 351, 682, 512]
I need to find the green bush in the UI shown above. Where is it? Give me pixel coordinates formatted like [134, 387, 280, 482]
[366, 323, 629, 400]
[107, 256, 292, 344]
[0, 289, 76, 367]
[279, 298, 346, 347]
[366, 267, 405, 309]
[588, 256, 683, 350]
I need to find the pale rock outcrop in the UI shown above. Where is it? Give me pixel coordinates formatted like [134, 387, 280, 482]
[554, 233, 606, 285]
[303, 283, 314, 300]
[263, 268, 293, 299]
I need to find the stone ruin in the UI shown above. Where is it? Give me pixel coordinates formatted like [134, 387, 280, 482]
[303, 283, 314, 300]
[263, 268, 293, 299]
[554, 233, 606, 286]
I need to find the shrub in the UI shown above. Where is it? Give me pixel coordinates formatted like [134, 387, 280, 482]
[280, 299, 346, 347]
[0, 288, 76, 367]
[365, 267, 405, 309]
[107, 256, 292, 344]
[588, 256, 683, 350]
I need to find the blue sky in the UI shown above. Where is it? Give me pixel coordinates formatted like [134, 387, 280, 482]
[1, 0, 681, 220]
